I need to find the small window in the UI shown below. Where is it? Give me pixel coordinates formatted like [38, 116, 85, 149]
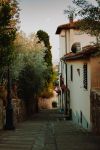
[83, 64, 88, 89]
[80, 111, 82, 124]
[77, 68, 80, 76]
[70, 65, 73, 81]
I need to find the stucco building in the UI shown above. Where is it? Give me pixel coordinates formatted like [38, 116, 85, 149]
[56, 19, 100, 132]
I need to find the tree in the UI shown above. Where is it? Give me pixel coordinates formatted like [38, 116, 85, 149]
[0, 0, 20, 129]
[0, 0, 20, 66]
[15, 32, 47, 115]
[0, 0, 20, 85]
[72, 0, 100, 43]
[37, 30, 53, 88]
[36, 30, 52, 66]
[64, 5, 76, 22]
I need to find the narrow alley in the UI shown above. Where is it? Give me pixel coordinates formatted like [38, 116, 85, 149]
[0, 109, 100, 150]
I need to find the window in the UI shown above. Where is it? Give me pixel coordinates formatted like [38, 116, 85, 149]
[80, 111, 82, 124]
[83, 64, 88, 89]
[70, 65, 73, 81]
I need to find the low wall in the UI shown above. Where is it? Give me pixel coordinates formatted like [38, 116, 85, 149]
[0, 97, 26, 129]
[38, 91, 58, 109]
[90, 89, 100, 134]
[0, 99, 5, 129]
[12, 98, 27, 125]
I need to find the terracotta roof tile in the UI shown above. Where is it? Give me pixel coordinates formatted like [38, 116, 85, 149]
[56, 19, 100, 34]
[61, 45, 100, 61]
[56, 21, 79, 34]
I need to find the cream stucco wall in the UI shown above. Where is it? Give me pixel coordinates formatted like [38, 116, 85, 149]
[67, 61, 91, 129]
[58, 25, 96, 130]
[73, 30, 96, 50]
[59, 29, 96, 58]
[67, 29, 96, 53]
[59, 30, 66, 58]
[59, 29, 96, 56]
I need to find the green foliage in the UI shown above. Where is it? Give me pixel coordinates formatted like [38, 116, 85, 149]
[0, 0, 20, 81]
[18, 64, 43, 101]
[73, 0, 100, 22]
[37, 30, 50, 48]
[37, 30, 52, 66]
[64, 6, 76, 21]
[14, 32, 47, 103]
[52, 70, 59, 86]
[0, 0, 19, 47]
[0, 31, 48, 114]
[36, 30, 53, 91]
[40, 69, 58, 99]
[72, 0, 100, 42]
[39, 89, 53, 99]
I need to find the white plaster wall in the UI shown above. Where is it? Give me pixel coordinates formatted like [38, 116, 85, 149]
[59, 28, 96, 56]
[59, 61, 61, 74]
[59, 30, 66, 57]
[65, 29, 96, 53]
[73, 30, 96, 49]
[60, 61, 67, 86]
[58, 25, 95, 129]
[66, 30, 70, 53]
[69, 29, 74, 52]
[67, 61, 91, 124]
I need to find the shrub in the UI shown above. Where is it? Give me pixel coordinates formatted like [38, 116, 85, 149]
[40, 90, 54, 98]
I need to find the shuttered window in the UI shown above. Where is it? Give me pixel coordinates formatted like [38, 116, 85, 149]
[83, 64, 88, 89]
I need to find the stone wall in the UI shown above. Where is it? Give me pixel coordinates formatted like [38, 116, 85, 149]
[38, 91, 58, 109]
[90, 90, 100, 134]
[0, 97, 26, 129]
[0, 99, 5, 129]
[12, 98, 27, 126]
[0, 85, 27, 129]
[91, 56, 100, 89]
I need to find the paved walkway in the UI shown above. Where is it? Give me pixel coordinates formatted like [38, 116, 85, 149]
[0, 109, 100, 150]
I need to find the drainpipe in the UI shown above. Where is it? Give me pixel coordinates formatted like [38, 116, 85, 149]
[61, 61, 63, 111]
[59, 61, 62, 110]
[64, 30, 68, 116]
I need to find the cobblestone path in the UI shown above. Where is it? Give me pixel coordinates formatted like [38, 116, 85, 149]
[0, 109, 100, 150]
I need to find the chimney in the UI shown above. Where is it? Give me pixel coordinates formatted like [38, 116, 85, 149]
[68, 13, 74, 24]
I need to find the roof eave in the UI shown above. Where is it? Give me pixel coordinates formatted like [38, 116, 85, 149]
[61, 47, 99, 61]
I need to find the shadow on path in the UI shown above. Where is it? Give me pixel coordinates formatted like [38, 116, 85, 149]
[0, 109, 100, 150]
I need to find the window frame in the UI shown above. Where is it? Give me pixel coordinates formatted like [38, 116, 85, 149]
[83, 63, 88, 90]
[70, 65, 73, 81]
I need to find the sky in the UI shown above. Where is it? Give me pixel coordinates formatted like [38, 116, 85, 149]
[18, 0, 96, 64]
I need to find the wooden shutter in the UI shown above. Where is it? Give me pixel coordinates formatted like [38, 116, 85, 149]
[83, 64, 88, 89]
